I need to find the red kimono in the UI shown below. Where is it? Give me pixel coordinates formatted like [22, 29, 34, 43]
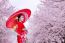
[16, 22, 27, 43]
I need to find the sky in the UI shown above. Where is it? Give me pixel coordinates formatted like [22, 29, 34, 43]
[9, 0, 40, 14]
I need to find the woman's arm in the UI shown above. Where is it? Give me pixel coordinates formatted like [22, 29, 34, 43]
[23, 27, 28, 34]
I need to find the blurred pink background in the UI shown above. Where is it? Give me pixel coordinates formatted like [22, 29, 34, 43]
[0, 0, 65, 43]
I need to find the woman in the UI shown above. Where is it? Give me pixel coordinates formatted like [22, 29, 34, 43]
[16, 14, 27, 43]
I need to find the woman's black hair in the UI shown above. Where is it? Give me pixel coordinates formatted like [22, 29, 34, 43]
[18, 13, 22, 21]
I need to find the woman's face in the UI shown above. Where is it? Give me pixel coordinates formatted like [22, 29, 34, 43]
[19, 15, 24, 22]
[15, 14, 24, 22]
